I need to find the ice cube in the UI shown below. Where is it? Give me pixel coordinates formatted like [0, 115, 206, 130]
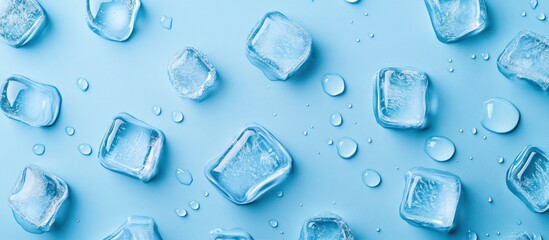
[497, 31, 549, 91]
[373, 67, 429, 129]
[299, 213, 354, 240]
[104, 216, 162, 240]
[424, 0, 488, 43]
[506, 145, 549, 213]
[0, 0, 47, 47]
[508, 232, 543, 240]
[209, 228, 254, 240]
[205, 124, 292, 204]
[399, 167, 461, 232]
[246, 11, 312, 81]
[167, 47, 217, 101]
[8, 165, 69, 234]
[0, 75, 61, 127]
[85, 0, 141, 41]
[98, 113, 164, 182]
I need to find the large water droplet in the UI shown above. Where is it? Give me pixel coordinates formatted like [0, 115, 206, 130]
[188, 200, 200, 210]
[481, 53, 490, 61]
[269, 219, 279, 228]
[336, 137, 358, 159]
[531, 0, 538, 9]
[78, 143, 93, 155]
[77, 77, 89, 92]
[424, 136, 455, 162]
[33, 144, 45, 156]
[160, 15, 173, 30]
[172, 111, 184, 123]
[481, 98, 520, 133]
[321, 73, 345, 96]
[175, 208, 187, 217]
[488, 197, 493, 203]
[467, 230, 478, 240]
[65, 126, 75, 136]
[330, 112, 343, 127]
[497, 156, 504, 164]
[176, 168, 193, 186]
[345, 0, 359, 3]
[152, 105, 162, 116]
[537, 13, 546, 21]
[362, 169, 382, 187]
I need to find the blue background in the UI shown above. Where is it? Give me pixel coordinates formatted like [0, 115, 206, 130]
[0, 0, 548, 239]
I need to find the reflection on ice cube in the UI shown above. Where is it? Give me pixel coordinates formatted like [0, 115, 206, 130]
[0, 0, 47, 47]
[424, 0, 488, 43]
[104, 216, 162, 240]
[86, 0, 141, 41]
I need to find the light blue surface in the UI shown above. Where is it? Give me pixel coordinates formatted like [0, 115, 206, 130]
[0, 0, 548, 239]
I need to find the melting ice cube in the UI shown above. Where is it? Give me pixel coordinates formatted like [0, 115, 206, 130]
[167, 47, 217, 101]
[8, 165, 69, 233]
[0, 0, 47, 47]
[98, 113, 164, 182]
[507, 145, 549, 213]
[399, 167, 461, 232]
[205, 124, 292, 204]
[424, 0, 488, 43]
[104, 216, 162, 240]
[497, 31, 549, 91]
[0, 75, 61, 127]
[246, 11, 312, 81]
[86, 0, 141, 41]
[299, 213, 354, 240]
[209, 228, 254, 240]
[373, 67, 429, 129]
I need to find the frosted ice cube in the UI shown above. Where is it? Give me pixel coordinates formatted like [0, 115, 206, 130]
[0, 75, 61, 127]
[104, 216, 162, 240]
[299, 213, 354, 240]
[246, 11, 312, 81]
[0, 0, 47, 47]
[373, 67, 429, 129]
[205, 124, 292, 204]
[8, 165, 69, 234]
[98, 113, 164, 182]
[86, 0, 141, 41]
[167, 47, 217, 101]
[209, 228, 254, 240]
[507, 145, 549, 213]
[508, 232, 543, 240]
[497, 31, 549, 91]
[424, 0, 488, 43]
[400, 167, 461, 232]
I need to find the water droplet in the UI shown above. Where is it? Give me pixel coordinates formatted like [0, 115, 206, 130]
[497, 156, 504, 164]
[78, 143, 92, 156]
[496, 231, 500, 235]
[472, 127, 478, 135]
[367, 138, 372, 143]
[362, 169, 382, 187]
[459, 128, 464, 133]
[160, 15, 173, 30]
[486, 233, 490, 237]
[152, 105, 162, 116]
[349, 20, 354, 24]
[369, 32, 375, 38]
[467, 230, 478, 240]
[303, 130, 308, 136]
[330, 112, 343, 127]
[471, 54, 477, 59]
[172, 111, 184, 123]
[448, 58, 453, 63]
[188, 200, 200, 210]
[176, 168, 193, 186]
[336, 137, 358, 159]
[321, 73, 345, 96]
[175, 208, 187, 217]
[276, 190, 284, 197]
[531, 0, 538, 9]
[203, 191, 209, 197]
[356, 38, 361, 43]
[346, 103, 353, 109]
[76, 219, 80, 223]
[364, 12, 369, 16]
[448, 67, 454, 72]
[332, 201, 336, 205]
[33, 144, 45, 156]
[481, 98, 520, 133]
[424, 136, 456, 162]
[521, 11, 527, 17]
[481, 53, 490, 61]
[376, 228, 381, 232]
[537, 13, 546, 21]
[65, 126, 75, 136]
[273, 112, 278, 117]
[306, 103, 310, 107]
[483, 136, 487, 140]
[469, 156, 474, 160]
[488, 197, 493, 203]
[76, 77, 89, 92]
[516, 219, 522, 225]
[327, 138, 334, 145]
[269, 219, 279, 228]
[299, 203, 303, 207]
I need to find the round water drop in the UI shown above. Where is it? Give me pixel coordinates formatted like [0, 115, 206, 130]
[448, 67, 454, 72]
[172, 111, 184, 123]
[78, 144, 92, 155]
[203, 191, 209, 197]
[376, 228, 381, 232]
[521, 11, 527, 17]
[369, 32, 375, 38]
[160, 15, 173, 30]
[175, 208, 187, 217]
[77, 77, 89, 92]
[362, 169, 382, 187]
[448, 58, 453, 63]
[516, 219, 522, 225]
[75, 219, 80, 223]
[152, 105, 162, 116]
[497, 156, 504, 164]
[349, 20, 354, 24]
[467, 230, 478, 240]
[65, 126, 75, 136]
[531, 0, 538, 9]
[356, 38, 361, 43]
[327, 138, 334, 145]
[33, 144, 45, 156]
[345, 0, 359, 2]
[481, 98, 520, 133]
[537, 13, 546, 21]
[346, 103, 353, 109]
[299, 203, 303, 207]
[269, 219, 279, 228]
[336, 137, 358, 159]
[424, 136, 455, 162]
[488, 197, 493, 203]
[330, 112, 343, 127]
[303, 130, 308, 136]
[472, 127, 478, 135]
[471, 54, 477, 59]
[321, 73, 345, 96]
[188, 200, 200, 210]
[176, 168, 193, 186]
[367, 138, 372, 143]
[481, 53, 490, 61]
[459, 128, 464, 133]
[276, 191, 284, 197]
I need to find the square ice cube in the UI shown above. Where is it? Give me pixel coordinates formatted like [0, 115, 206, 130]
[497, 31, 549, 91]
[0, 0, 47, 47]
[506, 145, 549, 213]
[8, 165, 69, 234]
[98, 113, 164, 182]
[508, 232, 543, 240]
[246, 11, 312, 81]
[167, 47, 217, 101]
[373, 67, 429, 129]
[209, 228, 254, 240]
[205, 124, 292, 204]
[85, 0, 141, 42]
[0, 75, 61, 127]
[424, 0, 488, 43]
[299, 213, 354, 240]
[399, 167, 461, 232]
[104, 216, 162, 240]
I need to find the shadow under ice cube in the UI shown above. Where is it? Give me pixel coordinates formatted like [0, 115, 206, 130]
[167, 47, 217, 101]
[0, 0, 47, 47]
[104, 216, 162, 240]
[424, 0, 488, 43]
[299, 213, 354, 240]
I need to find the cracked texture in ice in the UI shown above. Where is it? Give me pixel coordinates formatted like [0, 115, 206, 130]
[424, 0, 488, 43]
[299, 213, 354, 240]
[168, 47, 217, 101]
[104, 216, 162, 240]
[0, 0, 47, 47]
[86, 0, 141, 41]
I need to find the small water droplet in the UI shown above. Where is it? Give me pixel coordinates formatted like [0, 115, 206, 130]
[175, 208, 187, 217]
[472, 127, 478, 135]
[531, 0, 538, 9]
[537, 13, 546, 21]
[521, 11, 527, 17]
[483, 136, 487, 140]
[367, 138, 372, 143]
[356, 38, 361, 43]
[176, 168, 193, 186]
[469, 156, 474, 160]
[330, 112, 343, 127]
[65, 126, 75, 136]
[152, 105, 162, 116]
[488, 197, 493, 203]
[77, 77, 89, 92]
[33, 144, 45, 156]
[369, 32, 374, 38]
[424, 136, 456, 162]
[273, 112, 278, 117]
[321, 73, 346, 97]
[362, 169, 382, 187]
[471, 54, 477, 59]
[481, 53, 490, 61]
[376, 228, 381, 232]
[327, 138, 334, 145]
[171, 111, 184, 123]
[188, 200, 200, 210]
[276, 190, 284, 197]
[78, 144, 92, 156]
[497, 156, 504, 164]
[496, 231, 500, 235]
[364, 12, 369, 16]
[76, 219, 80, 223]
[486, 233, 490, 237]
[459, 128, 464, 133]
[467, 230, 479, 240]
[482, 98, 520, 133]
[448, 58, 453, 63]
[336, 137, 358, 159]
[303, 130, 308, 136]
[349, 20, 354, 24]
[448, 67, 454, 72]
[160, 15, 173, 29]
[332, 201, 336, 205]
[516, 219, 522, 225]
[346, 103, 353, 109]
[203, 191, 209, 197]
[306, 103, 310, 107]
[269, 219, 279, 228]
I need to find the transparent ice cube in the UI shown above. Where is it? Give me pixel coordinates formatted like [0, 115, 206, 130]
[205, 124, 292, 204]
[86, 0, 141, 41]
[400, 167, 461, 232]
[0, 0, 47, 47]
[209, 228, 254, 240]
[104, 216, 162, 240]
[167, 47, 217, 101]
[246, 11, 312, 81]
[8, 165, 69, 234]
[424, 0, 488, 43]
[98, 113, 165, 182]
[0, 75, 61, 127]
[299, 213, 354, 240]
[508, 232, 543, 240]
[497, 31, 549, 91]
[507, 145, 549, 213]
[373, 67, 429, 129]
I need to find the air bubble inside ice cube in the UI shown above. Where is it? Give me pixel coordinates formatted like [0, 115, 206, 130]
[85, 0, 141, 41]
[0, 0, 47, 47]
[424, 0, 488, 43]
[210, 228, 254, 240]
[104, 216, 162, 240]
[299, 213, 354, 240]
[168, 47, 217, 101]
